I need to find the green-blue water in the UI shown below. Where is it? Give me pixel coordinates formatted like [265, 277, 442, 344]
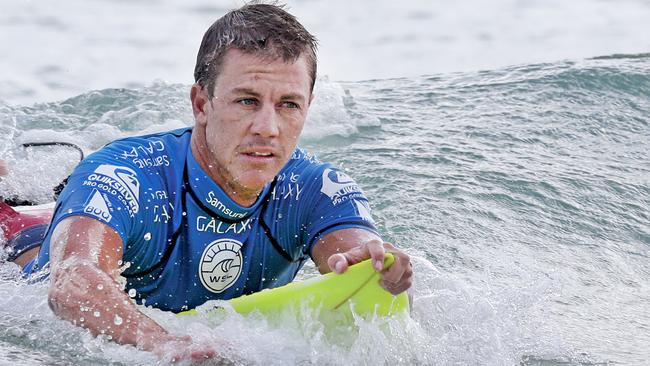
[1, 54, 649, 365]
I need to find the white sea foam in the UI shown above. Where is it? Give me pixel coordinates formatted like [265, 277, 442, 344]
[1, 1, 649, 364]
[302, 77, 379, 140]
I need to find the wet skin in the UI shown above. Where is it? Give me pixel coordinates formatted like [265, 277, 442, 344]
[40, 48, 412, 362]
[190, 49, 313, 206]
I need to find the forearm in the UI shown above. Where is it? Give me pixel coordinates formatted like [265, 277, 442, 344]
[48, 258, 170, 351]
[46, 214, 217, 361]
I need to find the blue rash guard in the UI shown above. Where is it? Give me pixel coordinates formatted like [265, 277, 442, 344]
[23, 128, 377, 312]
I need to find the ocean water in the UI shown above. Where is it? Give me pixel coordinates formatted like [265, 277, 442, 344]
[1, 1, 649, 365]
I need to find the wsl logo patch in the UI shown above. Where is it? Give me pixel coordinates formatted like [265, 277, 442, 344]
[199, 239, 243, 293]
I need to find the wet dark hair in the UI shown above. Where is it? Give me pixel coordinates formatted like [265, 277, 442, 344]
[193, 2, 318, 97]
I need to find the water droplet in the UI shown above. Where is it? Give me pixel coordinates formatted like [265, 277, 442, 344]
[97, 284, 104, 290]
[93, 311, 101, 317]
[128, 289, 137, 298]
[79, 317, 85, 322]
[144, 232, 152, 241]
[114, 315, 123, 326]
[278, 213, 283, 219]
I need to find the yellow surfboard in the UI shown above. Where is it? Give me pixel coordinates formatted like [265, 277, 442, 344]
[180, 253, 409, 319]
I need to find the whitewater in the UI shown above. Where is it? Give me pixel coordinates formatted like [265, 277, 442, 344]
[1, 0, 649, 365]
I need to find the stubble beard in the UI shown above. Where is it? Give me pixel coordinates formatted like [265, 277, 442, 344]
[208, 148, 272, 206]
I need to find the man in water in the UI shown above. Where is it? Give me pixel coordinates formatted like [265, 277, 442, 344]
[1, 3, 412, 361]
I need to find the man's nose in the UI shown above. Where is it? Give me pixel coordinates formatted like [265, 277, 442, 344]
[250, 104, 280, 137]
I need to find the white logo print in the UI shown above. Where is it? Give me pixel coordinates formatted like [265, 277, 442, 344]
[320, 168, 362, 205]
[205, 191, 246, 219]
[199, 239, 243, 293]
[85, 164, 140, 215]
[83, 189, 113, 223]
[354, 200, 374, 222]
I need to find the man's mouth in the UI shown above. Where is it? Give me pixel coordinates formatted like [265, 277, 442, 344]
[241, 150, 276, 159]
[247, 152, 273, 157]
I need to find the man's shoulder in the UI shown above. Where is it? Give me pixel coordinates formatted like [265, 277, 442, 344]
[283, 147, 327, 171]
[86, 127, 191, 171]
[279, 147, 365, 186]
[277, 147, 369, 208]
[101, 127, 191, 156]
[50, 128, 193, 243]
[278, 147, 332, 182]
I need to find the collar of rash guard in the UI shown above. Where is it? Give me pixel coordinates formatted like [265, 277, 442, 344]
[186, 149, 271, 222]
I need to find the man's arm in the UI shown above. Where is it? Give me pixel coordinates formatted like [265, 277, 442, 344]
[47, 215, 216, 361]
[311, 228, 412, 295]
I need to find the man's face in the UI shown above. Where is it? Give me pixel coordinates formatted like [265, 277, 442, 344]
[193, 49, 312, 202]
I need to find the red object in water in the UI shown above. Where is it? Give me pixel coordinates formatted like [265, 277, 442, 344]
[0, 201, 52, 241]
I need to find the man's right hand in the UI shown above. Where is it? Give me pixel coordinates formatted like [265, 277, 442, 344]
[151, 335, 218, 363]
[48, 216, 218, 361]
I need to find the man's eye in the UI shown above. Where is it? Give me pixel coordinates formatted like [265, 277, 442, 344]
[282, 101, 299, 109]
[238, 98, 257, 106]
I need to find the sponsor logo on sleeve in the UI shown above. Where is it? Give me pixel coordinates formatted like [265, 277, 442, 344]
[120, 140, 171, 169]
[82, 164, 140, 217]
[353, 200, 374, 222]
[199, 239, 243, 293]
[320, 168, 364, 205]
[83, 189, 113, 223]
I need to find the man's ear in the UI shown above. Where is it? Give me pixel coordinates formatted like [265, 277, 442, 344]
[190, 83, 208, 126]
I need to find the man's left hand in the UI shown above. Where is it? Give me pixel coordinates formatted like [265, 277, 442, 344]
[326, 239, 412, 295]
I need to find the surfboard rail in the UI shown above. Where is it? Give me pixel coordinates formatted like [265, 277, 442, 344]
[179, 253, 409, 319]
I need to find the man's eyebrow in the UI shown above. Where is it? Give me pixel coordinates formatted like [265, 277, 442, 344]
[230, 87, 261, 97]
[230, 88, 306, 102]
[280, 93, 306, 102]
